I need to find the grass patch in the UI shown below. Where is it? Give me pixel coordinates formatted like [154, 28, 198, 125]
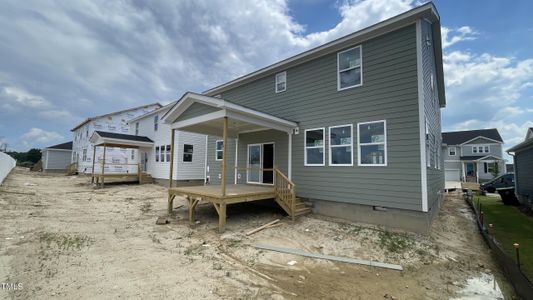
[378, 230, 414, 253]
[39, 232, 93, 251]
[476, 195, 533, 280]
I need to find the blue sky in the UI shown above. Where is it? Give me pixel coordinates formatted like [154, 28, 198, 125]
[0, 0, 532, 163]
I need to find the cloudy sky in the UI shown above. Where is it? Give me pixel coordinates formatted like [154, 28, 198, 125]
[0, 0, 532, 161]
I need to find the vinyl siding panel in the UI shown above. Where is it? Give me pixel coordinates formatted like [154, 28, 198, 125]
[206, 136, 236, 185]
[461, 143, 503, 157]
[44, 150, 71, 170]
[515, 147, 533, 200]
[219, 24, 424, 211]
[421, 20, 444, 210]
[175, 103, 220, 123]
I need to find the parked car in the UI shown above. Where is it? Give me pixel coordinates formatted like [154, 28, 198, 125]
[480, 173, 515, 193]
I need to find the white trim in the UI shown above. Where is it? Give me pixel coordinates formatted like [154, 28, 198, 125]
[357, 120, 387, 167]
[171, 110, 226, 130]
[328, 124, 353, 166]
[204, 136, 208, 185]
[337, 46, 363, 91]
[416, 20, 428, 212]
[460, 136, 503, 145]
[288, 132, 292, 180]
[202, 3, 439, 96]
[234, 137, 238, 184]
[275, 71, 287, 93]
[182, 143, 194, 163]
[44, 148, 72, 152]
[304, 128, 326, 167]
[215, 140, 223, 161]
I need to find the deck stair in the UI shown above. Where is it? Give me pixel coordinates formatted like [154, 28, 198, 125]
[139, 172, 154, 184]
[273, 167, 311, 219]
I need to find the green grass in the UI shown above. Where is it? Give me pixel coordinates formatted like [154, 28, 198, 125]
[476, 195, 533, 280]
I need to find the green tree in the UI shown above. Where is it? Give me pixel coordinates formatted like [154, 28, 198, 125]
[26, 148, 42, 164]
[490, 162, 500, 178]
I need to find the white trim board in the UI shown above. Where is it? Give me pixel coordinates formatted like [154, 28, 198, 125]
[416, 19, 429, 212]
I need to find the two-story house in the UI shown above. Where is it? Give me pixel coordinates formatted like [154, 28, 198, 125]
[161, 3, 446, 233]
[127, 103, 207, 186]
[71, 103, 161, 174]
[442, 128, 505, 183]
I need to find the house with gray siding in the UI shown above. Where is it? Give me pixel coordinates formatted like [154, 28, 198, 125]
[162, 3, 445, 232]
[442, 129, 505, 183]
[42, 141, 72, 173]
[507, 128, 533, 209]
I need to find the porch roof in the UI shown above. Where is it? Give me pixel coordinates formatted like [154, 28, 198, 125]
[89, 131, 154, 148]
[161, 92, 298, 137]
[460, 155, 503, 161]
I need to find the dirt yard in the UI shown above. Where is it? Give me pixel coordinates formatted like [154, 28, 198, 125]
[0, 168, 512, 299]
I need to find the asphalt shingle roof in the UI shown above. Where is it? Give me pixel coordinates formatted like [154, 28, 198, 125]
[94, 131, 153, 143]
[442, 129, 503, 145]
[47, 141, 73, 150]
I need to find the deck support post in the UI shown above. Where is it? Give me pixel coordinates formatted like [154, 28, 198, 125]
[101, 144, 107, 188]
[221, 117, 228, 197]
[218, 202, 226, 233]
[91, 145, 96, 183]
[187, 196, 200, 224]
[168, 129, 176, 214]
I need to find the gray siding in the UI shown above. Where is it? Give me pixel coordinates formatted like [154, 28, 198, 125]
[515, 147, 533, 201]
[461, 143, 503, 157]
[218, 24, 424, 211]
[206, 136, 236, 185]
[44, 149, 72, 170]
[176, 103, 219, 123]
[443, 146, 459, 161]
[421, 20, 444, 210]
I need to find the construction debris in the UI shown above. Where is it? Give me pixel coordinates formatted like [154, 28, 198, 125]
[245, 219, 280, 236]
[155, 216, 170, 225]
[255, 244, 403, 271]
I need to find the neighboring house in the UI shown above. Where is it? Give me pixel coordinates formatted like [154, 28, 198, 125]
[507, 127, 533, 208]
[127, 103, 207, 185]
[71, 103, 161, 174]
[42, 141, 73, 173]
[442, 128, 505, 183]
[161, 3, 446, 233]
[506, 164, 514, 173]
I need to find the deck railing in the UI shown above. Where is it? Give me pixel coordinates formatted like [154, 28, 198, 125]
[273, 167, 296, 220]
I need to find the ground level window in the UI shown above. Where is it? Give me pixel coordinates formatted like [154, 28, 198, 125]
[183, 144, 193, 162]
[329, 125, 353, 166]
[216, 140, 223, 161]
[165, 145, 171, 162]
[305, 128, 325, 166]
[155, 146, 160, 162]
[358, 120, 387, 166]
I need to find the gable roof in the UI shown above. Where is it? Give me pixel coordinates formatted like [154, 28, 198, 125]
[507, 128, 533, 153]
[442, 129, 503, 145]
[46, 141, 73, 150]
[202, 2, 445, 107]
[127, 101, 177, 124]
[92, 131, 153, 143]
[71, 102, 162, 132]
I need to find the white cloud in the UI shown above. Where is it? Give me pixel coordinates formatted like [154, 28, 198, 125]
[0, 85, 51, 110]
[21, 128, 63, 145]
[441, 26, 478, 49]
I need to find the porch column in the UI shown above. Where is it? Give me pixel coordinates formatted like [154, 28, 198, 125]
[287, 132, 292, 180]
[221, 117, 228, 196]
[168, 129, 175, 214]
[91, 145, 96, 183]
[101, 144, 107, 187]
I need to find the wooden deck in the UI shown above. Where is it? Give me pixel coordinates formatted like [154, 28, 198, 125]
[92, 173, 140, 187]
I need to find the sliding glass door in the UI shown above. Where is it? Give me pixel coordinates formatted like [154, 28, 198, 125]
[247, 143, 274, 184]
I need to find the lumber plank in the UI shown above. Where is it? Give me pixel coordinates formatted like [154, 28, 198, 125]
[246, 219, 280, 236]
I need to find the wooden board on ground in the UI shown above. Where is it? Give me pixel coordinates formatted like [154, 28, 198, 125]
[246, 219, 280, 236]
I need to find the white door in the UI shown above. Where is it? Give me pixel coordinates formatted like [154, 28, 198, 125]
[445, 169, 460, 181]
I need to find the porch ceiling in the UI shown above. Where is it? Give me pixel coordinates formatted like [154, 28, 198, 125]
[162, 92, 298, 137]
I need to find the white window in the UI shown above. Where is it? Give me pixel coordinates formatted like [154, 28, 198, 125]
[275, 72, 286, 93]
[155, 146, 160, 162]
[329, 125, 353, 166]
[166, 145, 171, 162]
[358, 120, 387, 166]
[484, 145, 489, 153]
[160, 145, 166, 162]
[82, 149, 87, 162]
[305, 128, 325, 166]
[337, 46, 362, 90]
[473, 145, 478, 154]
[135, 122, 139, 135]
[425, 119, 430, 167]
[215, 140, 223, 161]
[183, 144, 193, 162]
[449, 146, 456, 156]
[154, 115, 159, 131]
[131, 149, 135, 160]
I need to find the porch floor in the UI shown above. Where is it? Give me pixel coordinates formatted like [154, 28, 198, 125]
[168, 184, 275, 204]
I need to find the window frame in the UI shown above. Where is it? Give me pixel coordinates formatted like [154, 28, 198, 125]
[357, 120, 387, 167]
[449, 146, 456, 156]
[154, 115, 159, 132]
[183, 144, 193, 163]
[328, 124, 353, 166]
[135, 122, 139, 136]
[304, 127, 326, 167]
[155, 146, 160, 162]
[337, 45, 363, 91]
[165, 145, 171, 162]
[215, 140, 223, 161]
[275, 71, 287, 93]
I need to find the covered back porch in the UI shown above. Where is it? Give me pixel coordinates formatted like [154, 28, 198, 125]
[162, 92, 309, 232]
[89, 131, 154, 187]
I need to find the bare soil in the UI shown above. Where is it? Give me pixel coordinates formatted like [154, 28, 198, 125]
[0, 168, 512, 299]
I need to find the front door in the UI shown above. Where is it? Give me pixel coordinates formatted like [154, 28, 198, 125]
[247, 143, 274, 184]
[466, 162, 476, 180]
[143, 152, 148, 171]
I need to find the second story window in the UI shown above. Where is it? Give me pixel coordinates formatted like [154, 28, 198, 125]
[449, 147, 456, 156]
[275, 72, 286, 93]
[135, 122, 139, 135]
[338, 46, 362, 90]
[154, 115, 159, 131]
